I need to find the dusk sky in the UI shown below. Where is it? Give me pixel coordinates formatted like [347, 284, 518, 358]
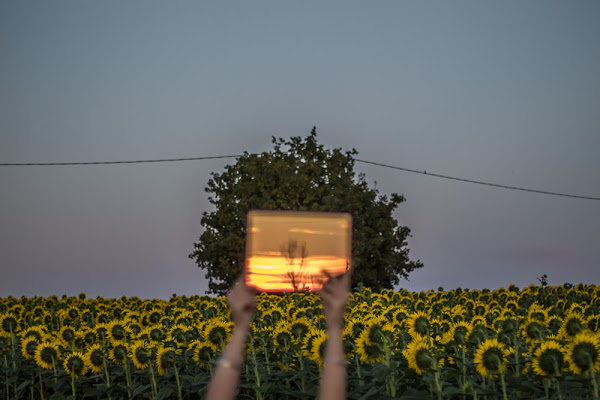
[1, 1, 599, 299]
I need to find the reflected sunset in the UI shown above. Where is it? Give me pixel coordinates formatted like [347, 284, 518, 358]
[245, 211, 352, 292]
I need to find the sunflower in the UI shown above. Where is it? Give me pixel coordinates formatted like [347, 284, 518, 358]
[528, 305, 548, 322]
[0, 314, 18, 336]
[559, 313, 587, 340]
[467, 324, 488, 345]
[289, 317, 312, 342]
[63, 352, 88, 377]
[34, 341, 60, 370]
[192, 342, 215, 367]
[392, 308, 409, 327]
[174, 311, 193, 327]
[96, 312, 111, 325]
[145, 310, 163, 325]
[441, 321, 471, 346]
[203, 320, 232, 350]
[109, 341, 129, 365]
[94, 324, 109, 342]
[155, 346, 178, 375]
[519, 319, 546, 344]
[272, 321, 295, 348]
[169, 324, 192, 346]
[406, 311, 430, 339]
[83, 330, 97, 346]
[20, 326, 47, 342]
[363, 316, 395, 347]
[65, 306, 80, 320]
[59, 326, 77, 343]
[130, 341, 152, 370]
[565, 332, 600, 374]
[21, 336, 39, 360]
[107, 321, 132, 342]
[81, 310, 94, 324]
[473, 303, 487, 316]
[470, 316, 487, 328]
[355, 329, 384, 363]
[588, 315, 600, 332]
[261, 308, 284, 326]
[307, 330, 327, 366]
[302, 329, 326, 359]
[474, 338, 510, 377]
[403, 337, 438, 375]
[547, 316, 563, 335]
[85, 344, 106, 373]
[531, 340, 565, 377]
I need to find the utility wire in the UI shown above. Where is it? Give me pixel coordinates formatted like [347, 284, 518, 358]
[2, 154, 599, 201]
[0, 155, 241, 166]
[354, 159, 600, 201]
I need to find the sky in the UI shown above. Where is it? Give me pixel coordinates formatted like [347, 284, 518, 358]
[1, 1, 599, 299]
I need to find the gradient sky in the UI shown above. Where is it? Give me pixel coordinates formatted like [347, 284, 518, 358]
[1, 1, 599, 299]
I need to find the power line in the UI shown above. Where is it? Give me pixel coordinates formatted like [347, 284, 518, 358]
[354, 159, 600, 201]
[0, 155, 241, 166]
[2, 153, 598, 201]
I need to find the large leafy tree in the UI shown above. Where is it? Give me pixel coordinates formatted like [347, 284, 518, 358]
[189, 128, 423, 295]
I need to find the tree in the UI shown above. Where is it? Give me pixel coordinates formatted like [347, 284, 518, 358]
[189, 128, 423, 295]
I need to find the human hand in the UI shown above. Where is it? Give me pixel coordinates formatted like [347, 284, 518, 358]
[227, 276, 257, 329]
[317, 271, 351, 331]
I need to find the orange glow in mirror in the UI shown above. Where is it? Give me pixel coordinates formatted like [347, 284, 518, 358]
[245, 210, 352, 292]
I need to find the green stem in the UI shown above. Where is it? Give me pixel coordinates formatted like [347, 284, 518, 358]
[149, 362, 157, 400]
[354, 352, 363, 387]
[51, 356, 57, 385]
[250, 341, 263, 400]
[513, 333, 520, 376]
[589, 357, 599, 400]
[3, 355, 9, 399]
[103, 358, 112, 400]
[555, 379, 564, 400]
[500, 372, 508, 400]
[124, 362, 132, 400]
[71, 374, 76, 400]
[38, 371, 44, 399]
[174, 363, 183, 400]
[543, 379, 550, 400]
[433, 370, 443, 400]
[260, 337, 271, 375]
[9, 333, 17, 395]
[461, 345, 467, 389]
[299, 352, 306, 393]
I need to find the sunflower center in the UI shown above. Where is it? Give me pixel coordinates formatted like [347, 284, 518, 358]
[1, 317, 17, 333]
[565, 319, 583, 337]
[538, 349, 564, 375]
[67, 356, 85, 375]
[482, 348, 503, 372]
[40, 347, 57, 364]
[415, 348, 434, 371]
[26, 341, 38, 356]
[571, 343, 598, 370]
[525, 322, 543, 340]
[415, 317, 429, 335]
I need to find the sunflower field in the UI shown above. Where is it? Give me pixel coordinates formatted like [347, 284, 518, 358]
[1, 284, 600, 399]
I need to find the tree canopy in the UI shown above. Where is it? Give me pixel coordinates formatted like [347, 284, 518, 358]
[189, 128, 423, 295]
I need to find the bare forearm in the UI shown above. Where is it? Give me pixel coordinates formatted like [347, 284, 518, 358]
[318, 327, 346, 400]
[205, 326, 249, 400]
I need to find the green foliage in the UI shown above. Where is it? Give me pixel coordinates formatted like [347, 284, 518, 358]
[189, 128, 423, 295]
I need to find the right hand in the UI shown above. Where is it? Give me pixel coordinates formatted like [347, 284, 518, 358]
[317, 271, 351, 331]
[227, 276, 257, 328]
